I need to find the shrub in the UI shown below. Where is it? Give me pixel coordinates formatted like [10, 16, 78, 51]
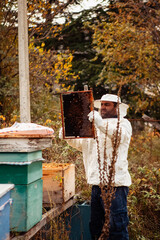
[128, 131, 160, 239]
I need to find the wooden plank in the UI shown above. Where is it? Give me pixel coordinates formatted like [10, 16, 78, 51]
[142, 114, 160, 130]
[18, 0, 31, 123]
[11, 198, 76, 240]
[63, 164, 75, 202]
[0, 134, 54, 138]
[0, 138, 53, 152]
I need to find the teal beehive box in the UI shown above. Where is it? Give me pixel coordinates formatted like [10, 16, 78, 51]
[0, 161, 43, 184]
[0, 150, 42, 163]
[10, 179, 43, 232]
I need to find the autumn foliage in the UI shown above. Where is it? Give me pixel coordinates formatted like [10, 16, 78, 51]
[89, 0, 160, 117]
[0, 1, 160, 238]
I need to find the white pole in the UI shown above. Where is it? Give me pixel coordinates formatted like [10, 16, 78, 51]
[18, 0, 31, 122]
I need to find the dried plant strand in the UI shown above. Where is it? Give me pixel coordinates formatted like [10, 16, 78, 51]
[95, 127, 103, 185]
[95, 123, 114, 240]
[102, 124, 108, 186]
[93, 87, 122, 240]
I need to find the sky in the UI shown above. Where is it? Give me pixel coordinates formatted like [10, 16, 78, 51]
[54, 0, 106, 23]
[69, 0, 105, 11]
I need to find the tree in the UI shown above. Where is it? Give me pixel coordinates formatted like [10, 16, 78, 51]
[29, 41, 78, 122]
[0, 0, 80, 123]
[90, 0, 160, 118]
[43, 5, 109, 96]
[0, 1, 19, 122]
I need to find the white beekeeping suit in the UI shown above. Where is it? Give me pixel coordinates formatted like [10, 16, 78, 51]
[59, 94, 132, 187]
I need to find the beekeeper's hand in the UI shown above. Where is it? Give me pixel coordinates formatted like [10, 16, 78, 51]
[88, 110, 103, 127]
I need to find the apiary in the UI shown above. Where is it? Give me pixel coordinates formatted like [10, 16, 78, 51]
[60, 90, 95, 138]
[42, 163, 75, 205]
[10, 179, 43, 232]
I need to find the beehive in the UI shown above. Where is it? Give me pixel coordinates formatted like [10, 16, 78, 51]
[0, 131, 53, 233]
[0, 161, 42, 184]
[0, 184, 14, 240]
[0, 151, 43, 232]
[0, 150, 42, 163]
[42, 163, 75, 205]
[10, 179, 43, 232]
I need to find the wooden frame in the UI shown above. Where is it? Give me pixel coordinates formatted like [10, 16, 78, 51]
[60, 90, 95, 139]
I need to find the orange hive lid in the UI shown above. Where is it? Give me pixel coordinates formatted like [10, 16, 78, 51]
[43, 162, 71, 171]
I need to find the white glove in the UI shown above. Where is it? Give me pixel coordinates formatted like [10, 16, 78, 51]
[88, 110, 103, 127]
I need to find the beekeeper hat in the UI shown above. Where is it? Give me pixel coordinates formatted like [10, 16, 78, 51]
[94, 94, 129, 118]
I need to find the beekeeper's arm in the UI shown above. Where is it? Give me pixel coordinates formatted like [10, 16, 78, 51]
[88, 111, 132, 142]
[59, 127, 83, 152]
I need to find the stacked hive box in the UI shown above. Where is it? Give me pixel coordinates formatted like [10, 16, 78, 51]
[0, 135, 53, 232]
[0, 151, 43, 232]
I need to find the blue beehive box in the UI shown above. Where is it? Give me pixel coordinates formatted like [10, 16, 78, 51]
[0, 184, 14, 240]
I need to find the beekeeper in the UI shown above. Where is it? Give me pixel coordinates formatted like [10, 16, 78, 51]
[59, 94, 132, 240]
